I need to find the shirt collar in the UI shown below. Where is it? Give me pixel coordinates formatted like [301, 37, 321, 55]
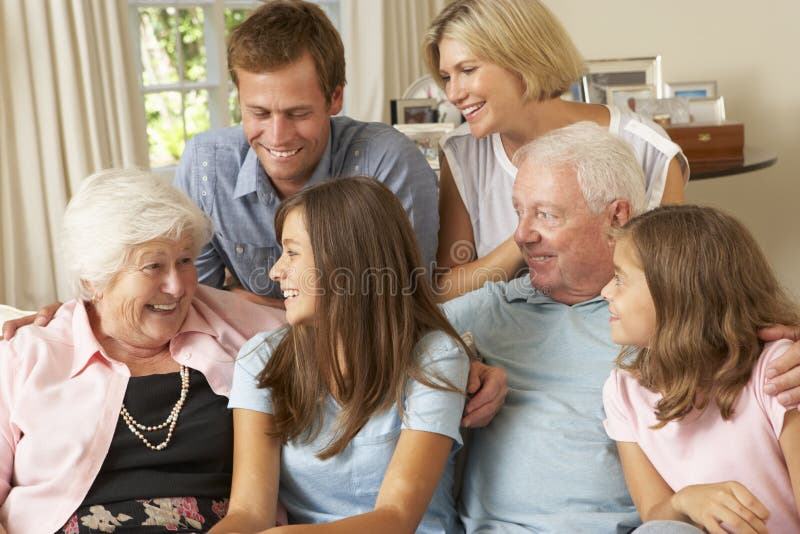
[504, 275, 605, 307]
[69, 299, 217, 378]
[232, 122, 334, 201]
[70, 300, 115, 377]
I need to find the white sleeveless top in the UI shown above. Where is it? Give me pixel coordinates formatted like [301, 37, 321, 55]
[440, 106, 689, 258]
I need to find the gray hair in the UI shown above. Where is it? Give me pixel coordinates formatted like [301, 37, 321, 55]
[512, 121, 647, 216]
[61, 169, 212, 299]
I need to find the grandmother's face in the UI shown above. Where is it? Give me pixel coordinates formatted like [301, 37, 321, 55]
[93, 237, 198, 351]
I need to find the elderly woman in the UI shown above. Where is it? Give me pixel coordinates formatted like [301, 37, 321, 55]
[0, 170, 284, 533]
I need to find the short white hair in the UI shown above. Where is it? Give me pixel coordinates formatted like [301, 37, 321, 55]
[61, 169, 212, 299]
[512, 121, 647, 216]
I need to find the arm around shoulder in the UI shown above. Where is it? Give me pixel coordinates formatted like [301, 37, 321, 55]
[435, 158, 523, 301]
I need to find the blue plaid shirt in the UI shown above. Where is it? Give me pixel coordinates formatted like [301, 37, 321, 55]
[175, 117, 439, 299]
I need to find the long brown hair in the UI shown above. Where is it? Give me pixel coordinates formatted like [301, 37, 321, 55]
[257, 177, 467, 459]
[616, 205, 798, 427]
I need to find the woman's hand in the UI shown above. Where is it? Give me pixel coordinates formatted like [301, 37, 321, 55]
[670, 482, 769, 534]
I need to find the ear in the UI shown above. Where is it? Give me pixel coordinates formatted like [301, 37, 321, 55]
[82, 280, 102, 302]
[608, 199, 633, 228]
[328, 84, 344, 116]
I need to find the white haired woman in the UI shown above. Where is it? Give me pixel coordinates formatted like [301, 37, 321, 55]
[0, 170, 284, 533]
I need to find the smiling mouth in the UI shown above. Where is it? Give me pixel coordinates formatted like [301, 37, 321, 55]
[461, 102, 484, 119]
[146, 303, 177, 312]
[268, 148, 301, 158]
[527, 254, 554, 263]
[282, 289, 300, 299]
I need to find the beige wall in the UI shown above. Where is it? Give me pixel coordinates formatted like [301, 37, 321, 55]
[545, 0, 800, 298]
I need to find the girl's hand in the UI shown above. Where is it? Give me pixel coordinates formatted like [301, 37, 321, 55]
[671, 482, 769, 534]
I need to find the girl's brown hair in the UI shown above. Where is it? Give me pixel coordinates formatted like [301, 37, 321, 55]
[258, 177, 468, 459]
[616, 205, 798, 427]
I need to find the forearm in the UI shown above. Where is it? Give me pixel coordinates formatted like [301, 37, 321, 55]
[641, 495, 691, 523]
[266, 507, 414, 534]
[436, 237, 523, 301]
[211, 512, 272, 534]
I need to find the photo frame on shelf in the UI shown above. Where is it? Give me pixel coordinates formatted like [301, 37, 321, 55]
[688, 96, 726, 123]
[393, 123, 454, 171]
[582, 56, 662, 104]
[390, 98, 438, 125]
[664, 81, 717, 99]
[605, 84, 656, 112]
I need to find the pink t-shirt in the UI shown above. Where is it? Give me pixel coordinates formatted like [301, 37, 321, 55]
[603, 339, 799, 533]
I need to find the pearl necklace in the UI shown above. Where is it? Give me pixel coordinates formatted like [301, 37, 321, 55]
[119, 365, 190, 451]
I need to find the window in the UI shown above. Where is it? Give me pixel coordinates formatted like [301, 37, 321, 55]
[129, 0, 340, 170]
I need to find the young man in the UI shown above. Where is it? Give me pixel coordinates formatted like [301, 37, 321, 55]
[175, 0, 439, 307]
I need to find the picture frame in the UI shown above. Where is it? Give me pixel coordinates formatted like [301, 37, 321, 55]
[393, 123, 454, 171]
[688, 96, 726, 123]
[582, 56, 662, 105]
[390, 98, 438, 125]
[664, 81, 717, 99]
[605, 84, 656, 112]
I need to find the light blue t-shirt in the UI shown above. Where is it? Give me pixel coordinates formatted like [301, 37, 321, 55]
[175, 117, 439, 298]
[443, 277, 640, 534]
[229, 327, 470, 533]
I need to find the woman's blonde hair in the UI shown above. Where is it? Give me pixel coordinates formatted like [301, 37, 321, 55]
[423, 0, 584, 101]
[256, 177, 468, 459]
[616, 205, 798, 427]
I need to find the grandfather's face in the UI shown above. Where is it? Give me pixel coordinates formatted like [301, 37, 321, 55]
[92, 237, 198, 352]
[237, 51, 343, 198]
[512, 161, 616, 305]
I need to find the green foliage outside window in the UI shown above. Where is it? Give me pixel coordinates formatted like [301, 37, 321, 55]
[139, 7, 249, 168]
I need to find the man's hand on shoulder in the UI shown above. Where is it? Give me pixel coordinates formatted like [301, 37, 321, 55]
[462, 360, 508, 428]
[2, 302, 62, 340]
[760, 324, 800, 406]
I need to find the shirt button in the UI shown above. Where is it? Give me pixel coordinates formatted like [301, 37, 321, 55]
[236, 246, 244, 254]
[354, 149, 360, 157]
[202, 175, 208, 181]
[201, 190, 207, 196]
[201, 161, 208, 167]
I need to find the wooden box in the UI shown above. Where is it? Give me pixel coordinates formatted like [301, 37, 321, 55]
[665, 122, 744, 166]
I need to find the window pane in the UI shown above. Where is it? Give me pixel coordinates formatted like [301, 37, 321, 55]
[224, 8, 251, 36]
[180, 8, 207, 82]
[145, 91, 184, 168]
[139, 7, 179, 86]
[185, 89, 211, 139]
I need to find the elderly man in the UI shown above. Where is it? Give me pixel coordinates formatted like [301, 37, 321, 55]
[174, 0, 438, 307]
[445, 122, 686, 532]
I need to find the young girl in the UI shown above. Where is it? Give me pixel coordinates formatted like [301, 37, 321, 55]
[424, 0, 689, 300]
[210, 177, 470, 533]
[601, 205, 800, 533]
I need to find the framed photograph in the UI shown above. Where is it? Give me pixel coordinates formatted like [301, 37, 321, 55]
[605, 84, 656, 112]
[390, 98, 438, 125]
[582, 56, 662, 104]
[689, 96, 726, 123]
[394, 123, 454, 171]
[664, 81, 717, 99]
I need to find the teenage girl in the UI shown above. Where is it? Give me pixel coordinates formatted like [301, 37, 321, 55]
[210, 177, 470, 533]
